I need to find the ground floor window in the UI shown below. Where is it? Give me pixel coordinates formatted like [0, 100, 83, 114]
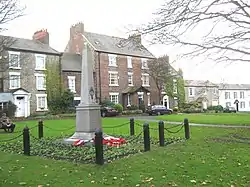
[127, 94, 131, 106]
[109, 92, 119, 104]
[147, 93, 150, 106]
[36, 94, 48, 111]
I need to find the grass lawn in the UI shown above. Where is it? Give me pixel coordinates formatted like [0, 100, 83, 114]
[156, 112, 250, 126]
[0, 118, 250, 186]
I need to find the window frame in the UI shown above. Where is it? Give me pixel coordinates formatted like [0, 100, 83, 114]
[9, 72, 21, 89]
[109, 71, 119, 86]
[141, 73, 150, 87]
[109, 92, 119, 104]
[68, 76, 76, 93]
[35, 54, 46, 70]
[36, 94, 48, 111]
[108, 54, 117, 67]
[8, 51, 21, 69]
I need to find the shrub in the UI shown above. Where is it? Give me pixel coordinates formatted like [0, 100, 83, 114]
[139, 102, 146, 113]
[122, 110, 143, 115]
[114, 103, 123, 113]
[173, 107, 178, 112]
[100, 98, 115, 107]
[0, 101, 17, 118]
[207, 105, 223, 112]
[127, 105, 139, 110]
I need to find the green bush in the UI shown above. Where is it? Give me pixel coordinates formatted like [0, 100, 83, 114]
[173, 107, 178, 112]
[139, 102, 146, 113]
[114, 103, 123, 113]
[127, 105, 139, 110]
[207, 105, 223, 112]
[100, 98, 115, 107]
[0, 101, 17, 118]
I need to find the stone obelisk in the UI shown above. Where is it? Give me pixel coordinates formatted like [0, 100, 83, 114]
[64, 42, 101, 143]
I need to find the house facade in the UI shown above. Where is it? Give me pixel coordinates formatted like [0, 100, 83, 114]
[218, 84, 250, 111]
[0, 30, 61, 117]
[63, 22, 173, 109]
[184, 80, 219, 108]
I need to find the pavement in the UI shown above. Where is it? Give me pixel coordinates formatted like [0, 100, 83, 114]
[119, 116, 250, 129]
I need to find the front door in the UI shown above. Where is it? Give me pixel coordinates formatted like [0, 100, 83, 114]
[15, 96, 25, 117]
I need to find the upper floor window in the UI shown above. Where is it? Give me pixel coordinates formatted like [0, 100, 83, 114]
[233, 92, 237, 99]
[127, 56, 132, 68]
[240, 91, 244, 99]
[9, 51, 20, 69]
[35, 73, 46, 91]
[188, 88, 194, 96]
[109, 71, 119, 86]
[225, 92, 230, 99]
[142, 73, 150, 87]
[9, 72, 20, 89]
[35, 54, 46, 70]
[108, 54, 117, 67]
[68, 76, 76, 93]
[128, 72, 133, 86]
[141, 58, 148, 69]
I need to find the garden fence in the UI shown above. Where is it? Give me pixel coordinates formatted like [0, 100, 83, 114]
[0, 118, 191, 165]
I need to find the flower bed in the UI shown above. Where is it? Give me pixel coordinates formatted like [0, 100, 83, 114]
[0, 135, 184, 164]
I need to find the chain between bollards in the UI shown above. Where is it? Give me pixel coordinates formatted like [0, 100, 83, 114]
[23, 126, 30, 156]
[143, 122, 150, 152]
[158, 121, 165, 146]
[38, 119, 44, 139]
[130, 118, 135, 136]
[184, 118, 190, 139]
[95, 128, 104, 165]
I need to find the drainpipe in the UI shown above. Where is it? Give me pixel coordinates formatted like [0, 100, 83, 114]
[59, 53, 63, 94]
[98, 52, 102, 104]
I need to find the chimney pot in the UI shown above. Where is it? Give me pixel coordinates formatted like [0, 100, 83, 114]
[33, 29, 49, 45]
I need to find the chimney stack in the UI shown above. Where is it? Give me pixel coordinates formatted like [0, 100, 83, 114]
[70, 22, 84, 39]
[128, 30, 142, 44]
[33, 29, 49, 45]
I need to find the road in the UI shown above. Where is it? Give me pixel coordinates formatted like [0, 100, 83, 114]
[119, 116, 250, 129]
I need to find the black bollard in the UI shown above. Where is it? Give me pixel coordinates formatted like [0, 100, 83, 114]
[143, 122, 150, 152]
[38, 119, 43, 139]
[95, 128, 104, 165]
[158, 121, 165, 147]
[130, 118, 135, 136]
[184, 118, 190, 139]
[23, 126, 30, 156]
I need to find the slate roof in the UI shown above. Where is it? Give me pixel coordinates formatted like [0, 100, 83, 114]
[122, 86, 150, 94]
[65, 31, 155, 58]
[1, 35, 60, 55]
[61, 53, 82, 71]
[185, 80, 218, 87]
[0, 93, 13, 103]
[218, 84, 250, 90]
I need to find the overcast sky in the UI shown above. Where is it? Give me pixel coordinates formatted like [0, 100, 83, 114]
[3, 0, 250, 84]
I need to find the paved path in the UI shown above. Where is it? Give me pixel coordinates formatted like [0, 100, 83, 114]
[120, 116, 250, 129]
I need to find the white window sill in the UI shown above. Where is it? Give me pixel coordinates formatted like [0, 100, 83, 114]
[127, 66, 133, 69]
[127, 104, 131, 107]
[142, 84, 150, 87]
[9, 67, 21, 70]
[108, 64, 117, 67]
[128, 84, 134, 87]
[9, 87, 20, 90]
[109, 84, 119, 87]
[35, 68, 46, 71]
[70, 90, 76, 93]
[36, 109, 48, 112]
[141, 67, 149, 70]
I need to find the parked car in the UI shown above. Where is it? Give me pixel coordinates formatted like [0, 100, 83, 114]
[146, 105, 173, 116]
[223, 107, 237, 113]
[100, 106, 119, 117]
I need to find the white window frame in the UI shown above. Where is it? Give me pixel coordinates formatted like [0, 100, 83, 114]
[127, 56, 132, 68]
[240, 91, 244, 99]
[128, 72, 133, 86]
[188, 87, 194, 96]
[225, 92, 230, 99]
[35, 54, 46, 70]
[68, 76, 76, 93]
[109, 92, 119, 104]
[147, 92, 151, 106]
[109, 71, 119, 86]
[141, 58, 148, 69]
[8, 51, 21, 69]
[225, 102, 231, 107]
[36, 94, 48, 111]
[127, 94, 131, 106]
[35, 73, 46, 91]
[240, 101, 245, 109]
[233, 92, 237, 99]
[108, 54, 117, 67]
[9, 72, 21, 89]
[141, 73, 150, 87]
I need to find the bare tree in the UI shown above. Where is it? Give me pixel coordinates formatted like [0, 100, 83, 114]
[146, 55, 179, 103]
[0, 0, 25, 90]
[138, 0, 250, 63]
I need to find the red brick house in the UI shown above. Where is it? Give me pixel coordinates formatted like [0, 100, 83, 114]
[62, 22, 164, 108]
